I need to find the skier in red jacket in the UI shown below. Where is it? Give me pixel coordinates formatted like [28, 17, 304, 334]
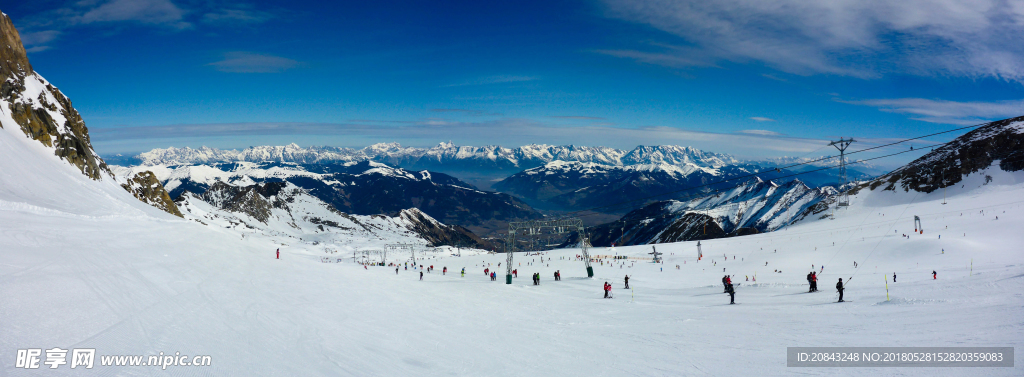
[276, 249, 279, 259]
[604, 282, 612, 298]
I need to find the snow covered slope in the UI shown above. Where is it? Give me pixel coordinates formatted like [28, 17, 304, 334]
[873, 115, 1024, 193]
[4, 140, 1024, 375]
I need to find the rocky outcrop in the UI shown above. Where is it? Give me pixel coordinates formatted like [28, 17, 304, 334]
[0, 12, 110, 180]
[120, 171, 182, 217]
[200, 181, 274, 223]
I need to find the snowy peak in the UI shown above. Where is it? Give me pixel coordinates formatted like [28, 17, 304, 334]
[123, 143, 735, 170]
[0, 13, 109, 180]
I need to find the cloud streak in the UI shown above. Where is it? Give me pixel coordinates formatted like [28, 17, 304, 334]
[599, 0, 1024, 81]
[207, 52, 300, 73]
[442, 75, 538, 87]
[13, 0, 274, 52]
[839, 97, 1024, 125]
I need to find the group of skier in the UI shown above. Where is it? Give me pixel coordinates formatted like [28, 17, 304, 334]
[806, 271, 818, 292]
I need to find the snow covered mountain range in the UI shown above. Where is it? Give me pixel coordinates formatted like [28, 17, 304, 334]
[112, 160, 543, 235]
[109, 143, 740, 172]
[493, 160, 790, 212]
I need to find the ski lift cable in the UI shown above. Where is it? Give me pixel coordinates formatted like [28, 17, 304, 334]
[576, 146, 1024, 248]
[563, 115, 1019, 219]
[590, 136, 1024, 223]
[569, 140, 951, 221]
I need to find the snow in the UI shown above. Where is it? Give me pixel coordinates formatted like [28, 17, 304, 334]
[3, 119, 1024, 375]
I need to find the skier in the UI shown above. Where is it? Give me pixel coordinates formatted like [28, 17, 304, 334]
[933, 270, 937, 280]
[395, 267, 399, 275]
[513, 269, 518, 278]
[491, 272, 496, 281]
[484, 268, 489, 276]
[806, 272, 813, 292]
[811, 272, 818, 292]
[554, 271, 558, 281]
[836, 278, 845, 302]
[624, 275, 630, 289]
[604, 282, 612, 298]
[726, 282, 735, 304]
[276, 248, 280, 259]
[461, 268, 465, 277]
[893, 273, 896, 282]
[443, 267, 447, 275]
[722, 275, 729, 293]
[420, 271, 424, 281]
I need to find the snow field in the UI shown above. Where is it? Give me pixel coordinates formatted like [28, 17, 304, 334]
[2, 117, 1023, 375]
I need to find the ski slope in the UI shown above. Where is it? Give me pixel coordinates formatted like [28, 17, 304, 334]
[2, 113, 1023, 375]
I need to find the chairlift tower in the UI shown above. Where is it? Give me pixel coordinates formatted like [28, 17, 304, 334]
[829, 138, 856, 208]
[506, 218, 592, 284]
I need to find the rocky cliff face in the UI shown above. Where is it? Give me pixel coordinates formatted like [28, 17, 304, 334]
[119, 171, 182, 217]
[0, 13, 109, 180]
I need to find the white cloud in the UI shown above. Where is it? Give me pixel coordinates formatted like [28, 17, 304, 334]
[80, 0, 188, 27]
[201, 8, 273, 25]
[749, 117, 775, 122]
[600, 0, 1024, 81]
[443, 75, 538, 87]
[207, 52, 300, 73]
[839, 97, 1024, 125]
[20, 30, 61, 46]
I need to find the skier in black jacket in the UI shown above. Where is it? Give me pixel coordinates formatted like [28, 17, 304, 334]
[624, 275, 630, 289]
[726, 283, 735, 304]
[836, 278, 845, 302]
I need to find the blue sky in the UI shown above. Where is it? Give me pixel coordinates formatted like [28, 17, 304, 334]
[7, 0, 1024, 163]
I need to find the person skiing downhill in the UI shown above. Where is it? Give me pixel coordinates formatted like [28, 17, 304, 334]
[933, 270, 937, 280]
[604, 282, 612, 298]
[276, 249, 279, 259]
[420, 271, 424, 281]
[395, 267, 399, 275]
[461, 268, 465, 277]
[624, 275, 630, 289]
[893, 273, 896, 282]
[836, 278, 845, 302]
[726, 282, 735, 304]
[811, 272, 818, 292]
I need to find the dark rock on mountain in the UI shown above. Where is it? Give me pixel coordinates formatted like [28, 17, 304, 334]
[120, 171, 182, 217]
